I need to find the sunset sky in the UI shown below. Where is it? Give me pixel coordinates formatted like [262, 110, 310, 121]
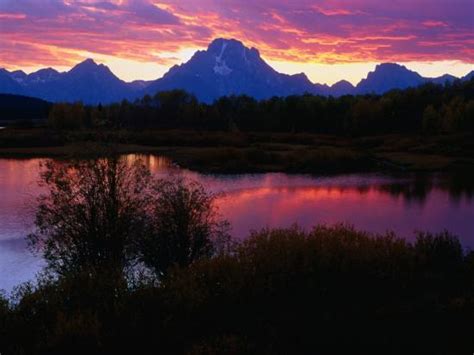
[0, 0, 473, 85]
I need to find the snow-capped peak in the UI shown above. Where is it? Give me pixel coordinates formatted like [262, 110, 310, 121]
[213, 42, 232, 76]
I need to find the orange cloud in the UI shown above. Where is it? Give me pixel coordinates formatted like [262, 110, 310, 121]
[0, 0, 472, 82]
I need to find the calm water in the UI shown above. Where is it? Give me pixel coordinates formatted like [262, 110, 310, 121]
[1, 156, 473, 292]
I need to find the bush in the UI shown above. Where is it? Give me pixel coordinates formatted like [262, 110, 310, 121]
[160, 225, 473, 354]
[5, 219, 474, 353]
[137, 175, 230, 277]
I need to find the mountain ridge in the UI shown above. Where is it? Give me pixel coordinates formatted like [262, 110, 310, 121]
[1, 38, 472, 104]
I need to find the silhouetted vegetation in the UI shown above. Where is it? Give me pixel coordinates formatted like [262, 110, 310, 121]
[28, 157, 151, 279]
[0, 128, 64, 149]
[46, 79, 474, 135]
[1, 128, 474, 174]
[2, 80, 474, 174]
[27, 156, 228, 281]
[137, 176, 230, 277]
[2, 225, 474, 354]
[1, 157, 473, 354]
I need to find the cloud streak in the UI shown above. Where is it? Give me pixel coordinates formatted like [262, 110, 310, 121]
[0, 0, 472, 82]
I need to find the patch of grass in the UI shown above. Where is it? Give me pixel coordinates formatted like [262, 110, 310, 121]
[1, 128, 474, 173]
[0, 128, 64, 149]
[379, 152, 455, 171]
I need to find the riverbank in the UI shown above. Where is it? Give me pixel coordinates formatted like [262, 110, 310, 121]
[1, 128, 473, 173]
[2, 225, 473, 354]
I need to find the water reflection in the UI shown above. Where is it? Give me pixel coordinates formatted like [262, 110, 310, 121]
[376, 173, 474, 205]
[0, 156, 473, 291]
[134, 154, 474, 202]
[215, 183, 472, 241]
[125, 154, 174, 170]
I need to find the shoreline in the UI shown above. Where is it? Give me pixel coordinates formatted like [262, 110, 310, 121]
[1, 128, 473, 174]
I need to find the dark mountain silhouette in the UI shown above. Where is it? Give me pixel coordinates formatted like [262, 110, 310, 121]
[27, 59, 133, 104]
[462, 71, 474, 81]
[330, 80, 355, 96]
[0, 60, 134, 104]
[26, 68, 61, 85]
[355, 63, 425, 94]
[129, 79, 153, 91]
[355, 64, 465, 94]
[9, 70, 28, 84]
[0, 69, 26, 96]
[0, 94, 51, 120]
[429, 74, 457, 85]
[0, 38, 472, 103]
[144, 38, 317, 102]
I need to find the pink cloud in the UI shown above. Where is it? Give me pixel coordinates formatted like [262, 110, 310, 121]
[0, 0, 472, 72]
[423, 20, 449, 28]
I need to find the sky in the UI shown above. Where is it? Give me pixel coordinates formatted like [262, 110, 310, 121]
[0, 0, 473, 85]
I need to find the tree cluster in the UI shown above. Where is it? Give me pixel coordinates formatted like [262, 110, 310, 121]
[48, 79, 474, 135]
[28, 155, 229, 282]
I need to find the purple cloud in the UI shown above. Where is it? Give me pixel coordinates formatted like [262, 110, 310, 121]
[0, 0, 472, 71]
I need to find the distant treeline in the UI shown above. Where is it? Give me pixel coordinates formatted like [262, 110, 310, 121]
[47, 78, 474, 135]
[0, 94, 51, 121]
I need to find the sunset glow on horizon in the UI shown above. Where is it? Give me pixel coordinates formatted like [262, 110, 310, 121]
[1, 0, 473, 85]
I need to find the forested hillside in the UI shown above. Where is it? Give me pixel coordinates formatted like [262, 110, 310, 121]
[0, 94, 51, 121]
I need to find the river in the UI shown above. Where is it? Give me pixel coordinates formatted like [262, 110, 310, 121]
[0, 155, 473, 292]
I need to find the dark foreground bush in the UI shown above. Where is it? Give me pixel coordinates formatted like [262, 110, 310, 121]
[2, 225, 474, 354]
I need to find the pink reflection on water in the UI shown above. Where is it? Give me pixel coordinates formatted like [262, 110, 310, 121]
[0, 159, 45, 292]
[214, 185, 474, 243]
[0, 156, 473, 292]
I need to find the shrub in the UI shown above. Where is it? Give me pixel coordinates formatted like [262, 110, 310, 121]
[137, 176, 230, 278]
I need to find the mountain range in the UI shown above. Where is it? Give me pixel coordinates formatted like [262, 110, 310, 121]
[1, 38, 473, 104]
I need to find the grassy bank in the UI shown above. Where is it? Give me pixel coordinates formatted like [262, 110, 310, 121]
[1, 127, 474, 173]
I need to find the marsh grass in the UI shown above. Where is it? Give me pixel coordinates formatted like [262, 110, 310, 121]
[1, 128, 474, 173]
